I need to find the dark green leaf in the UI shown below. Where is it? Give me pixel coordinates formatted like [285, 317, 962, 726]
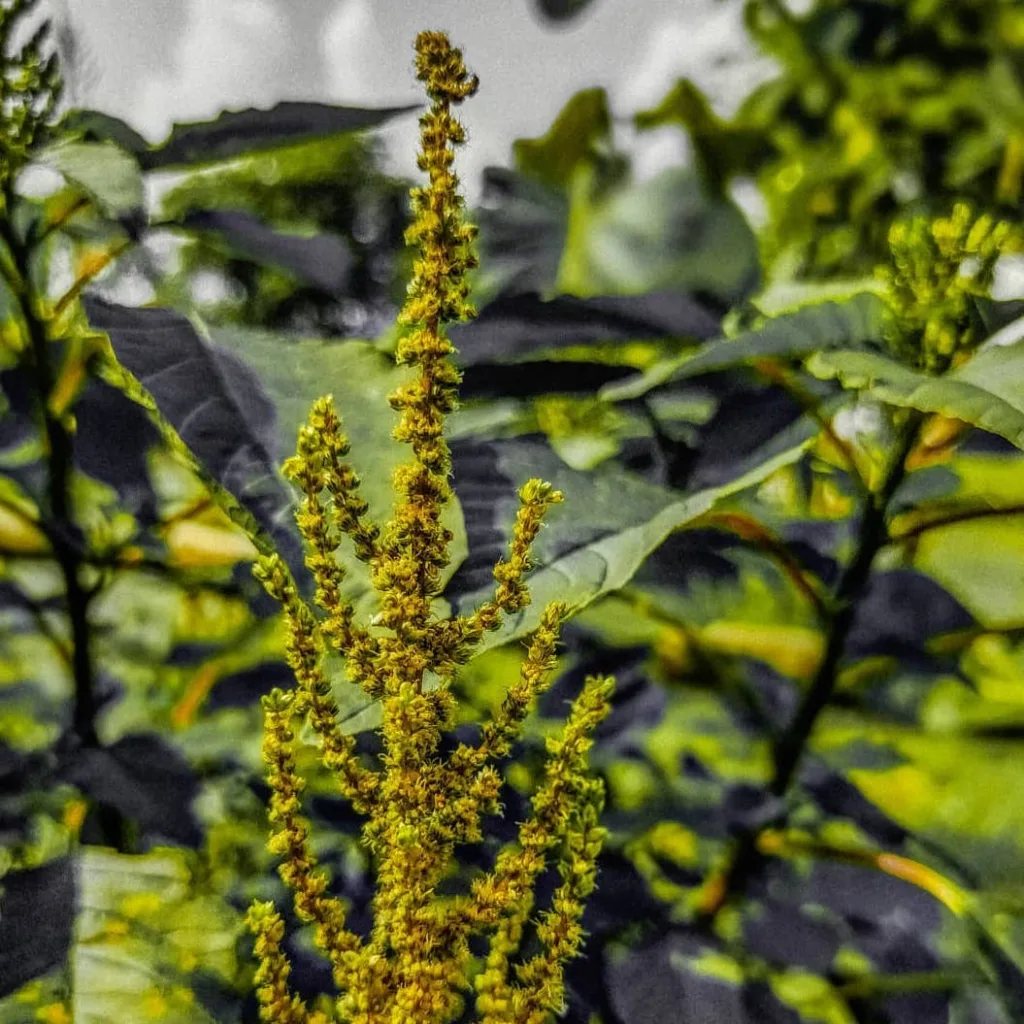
[472, 166, 570, 302]
[82, 297, 305, 580]
[474, 164, 759, 311]
[59, 109, 153, 161]
[450, 290, 721, 366]
[57, 733, 202, 847]
[59, 102, 419, 171]
[604, 292, 891, 400]
[0, 859, 75, 998]
[178, 209, 354, 294]
[145, 101, 420, 170]
[446, 436, 810, 655]
[206, 325, 467, 594]
[559, 167, 761, 308]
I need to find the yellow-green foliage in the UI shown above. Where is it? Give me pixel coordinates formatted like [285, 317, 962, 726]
[245, 31, 613, 1024]
[0, 0, 60, 194]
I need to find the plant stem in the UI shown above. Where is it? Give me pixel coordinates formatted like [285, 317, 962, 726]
[699, 412, 922, 920]
[1, 212, 99, 747]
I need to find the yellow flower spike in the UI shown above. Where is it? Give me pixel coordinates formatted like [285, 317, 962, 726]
[245, 901, 320, 1024]
[280, 401, 382, 689]
[461, 676, 615, 933]
[450, 601, 567, 774]
[432, 481, 565, 668]
[260, 691, 363, 981]
[879, 202, 1020, 373]
[509, 781, 607, 1024]
[250, 31, 611, 1024]
[307, 396, 381, 564]
[254, 561, 379, 808]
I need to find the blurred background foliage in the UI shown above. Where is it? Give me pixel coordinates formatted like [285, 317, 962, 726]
[2, 1, 1024, 1022]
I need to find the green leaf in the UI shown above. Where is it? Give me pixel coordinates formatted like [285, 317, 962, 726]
[0, 859, 74, 997]
[604, 292, 890, 401]
[634, 78, 776, 191]
[56, 733, 202, 847]
[83, 298, 304, 581]
[513, 88, 612, 190]
[59, 110, 153, 162]
[176, 209, 354, 294]
[911, 515, 1024, 631]
[59, 103, 420, 172]
[471, 166, 570, 303]
[335, 436, 806, 733]
[71, 848, 240, 1023]
[558, 166, 761, 306]
[332, 437, 810, 732]
[806, 340, 1024, 451]
[449, 290, 721, 366]
[34, 141, 144, 218]
[473, 86, 759, 308]
[145, 101, 420, 170]
[0, 850, 242, 1020]
[474, 163, 759, 311]
[207, 325, 468, 601]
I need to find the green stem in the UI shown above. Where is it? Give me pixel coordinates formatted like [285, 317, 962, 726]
[700, 412, 922, 921]
[1, 209, 99, 748]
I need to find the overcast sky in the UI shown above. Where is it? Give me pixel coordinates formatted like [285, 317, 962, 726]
[54, 0, 774, 199]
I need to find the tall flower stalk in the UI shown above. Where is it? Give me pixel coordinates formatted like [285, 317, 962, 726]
[246, 31, 613, 1024]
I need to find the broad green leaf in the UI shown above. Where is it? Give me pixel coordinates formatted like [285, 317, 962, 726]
[754, 276, 884, 317]
[333, 437, 810, 733]
[819, 717, 1024, 888]
[83, 298, 305, 582]
[0, 850, 242, 1021]
[71, 848, 240, 1023]
[59, 110, 153, 162]
[85, 304, 467, 609]
[807, 341, 1024, 451]
[34, 141, 144, 218]
[513, 88, 612, 190]
[558, 166, 761, 306]
[604, 292, 889, 401]
[56, 733, 202, 847]
[146, 101, 420, 170]
[61, 102, 420, 171]
[471, 166, 572, 304]
[912, 516, 1024, 631]
[175, 209, 354, 294]
[465, 439, 809, 647]
[474, 103, 759, 310]
[449, 290, 721, 366]
[0, 859, 74, 998]
[208, 325, 468, 599]
[890, 453, 1024, 542]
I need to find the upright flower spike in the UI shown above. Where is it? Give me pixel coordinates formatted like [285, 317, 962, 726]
[371, 29, 479, 642]
[879, 202, 1021, 373]
[249, 31, 612, 1024]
